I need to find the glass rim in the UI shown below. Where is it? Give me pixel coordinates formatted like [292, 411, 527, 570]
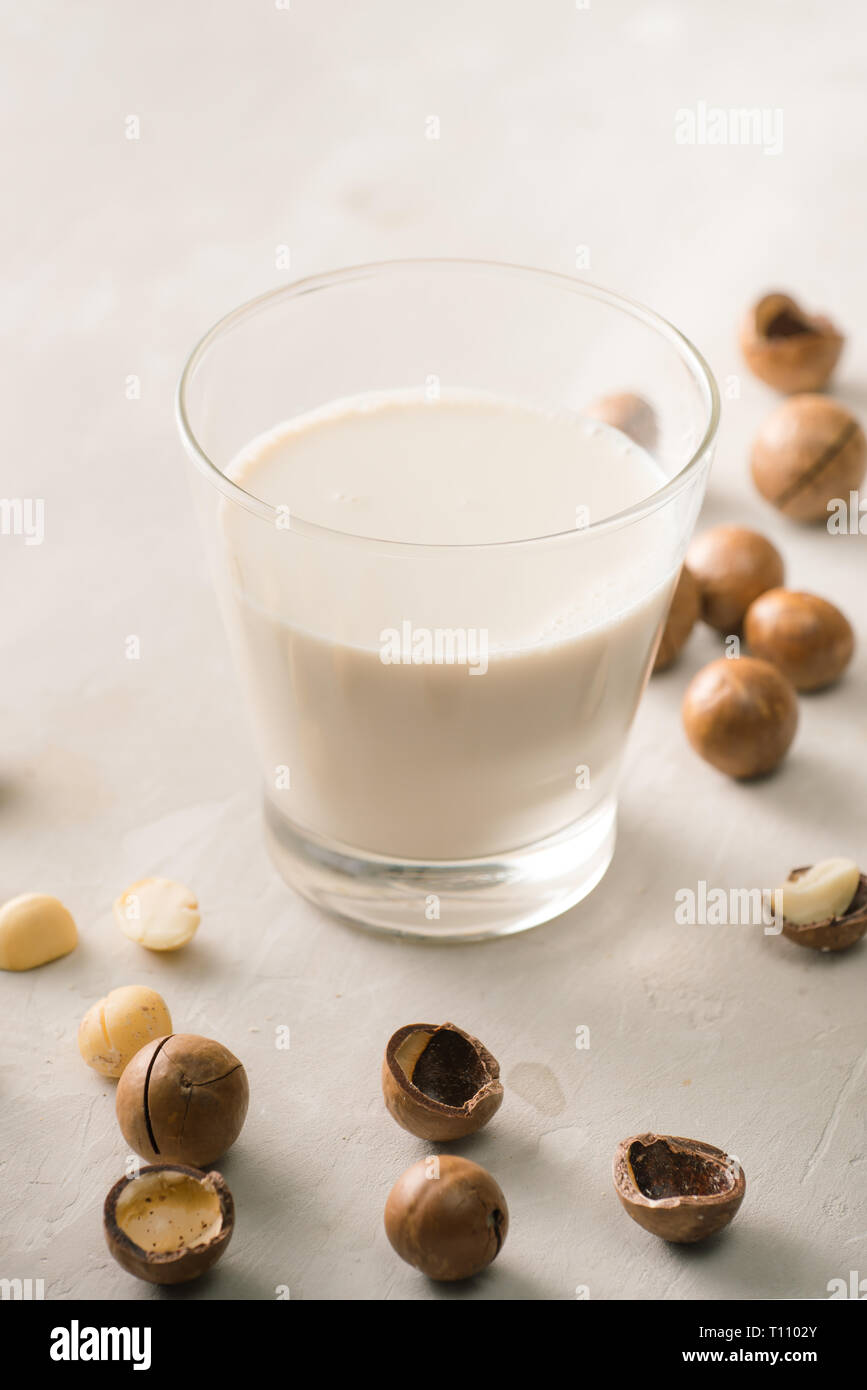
[176, 258, 720, 553]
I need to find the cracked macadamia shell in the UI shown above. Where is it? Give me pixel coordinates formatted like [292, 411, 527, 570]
[781, 869, 867, 951]
[116, 1033, 249, 1167]
[740, 292, 844, 394]
[104, 1164, 234, 1285]
[385, 1155, 508, 1281]
[382, 1022, 503, 1141]
[613, 1133, 745, 1244]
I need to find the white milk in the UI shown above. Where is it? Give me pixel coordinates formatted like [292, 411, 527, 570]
[219, 392, 676, 861]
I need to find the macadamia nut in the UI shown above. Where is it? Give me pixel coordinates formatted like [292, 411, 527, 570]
[744, 588, 854, 691]
[384, 1155, 508, 1281]
[682, 656, 798, 778]
[116, 1034, 249, 1166]
[0, 893, 77, 971]
[778, 858, 860, 926]
[113, 878, 200, 951]
[686, 526, 784, 634]
[653, 565, 700, 671]
[751, 395, 866, 522]
[582, 392, 657, 450]
[79, 985, 173, 1078]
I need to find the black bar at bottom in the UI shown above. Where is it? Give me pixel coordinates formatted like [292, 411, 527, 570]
[6, 1295, 862, 1375]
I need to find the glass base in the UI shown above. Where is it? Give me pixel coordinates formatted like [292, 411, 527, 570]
[263, 798, 617, 941]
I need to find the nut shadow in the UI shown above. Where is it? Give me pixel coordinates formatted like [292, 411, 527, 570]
[657, 1217, 834, 1300]
[426, 1262, 563, 1300]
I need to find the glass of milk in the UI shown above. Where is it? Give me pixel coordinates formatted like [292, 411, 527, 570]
[178, 262, 718, 940]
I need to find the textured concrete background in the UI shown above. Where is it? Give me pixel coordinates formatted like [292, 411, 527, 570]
[1, 0, 865, 1300]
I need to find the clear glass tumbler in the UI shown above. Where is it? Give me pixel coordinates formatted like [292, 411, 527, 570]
[177, 261, 718, 940]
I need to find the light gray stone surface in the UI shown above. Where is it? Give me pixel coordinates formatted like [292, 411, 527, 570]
[2, 0, 865, 1301]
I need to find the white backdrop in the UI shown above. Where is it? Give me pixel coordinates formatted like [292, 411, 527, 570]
[2, 0, 865, 1300]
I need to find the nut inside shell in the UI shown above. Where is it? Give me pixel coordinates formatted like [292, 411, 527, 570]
[582, 392, 657, 450]
[613, 1133, 745, 1244]
[751, 394, 866, 523]
[382, 1022, 503, 1140]
[682, 655, 798, 779]
[384, 1154, 508, 1281]
[781, 868, 867, 951]
[104, 1164, 234, 1285]
[116, 1033, 249, 1168]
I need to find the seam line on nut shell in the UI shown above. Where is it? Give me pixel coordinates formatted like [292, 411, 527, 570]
[775, 420, 858, 509]
[142, 1035, 172, 1156]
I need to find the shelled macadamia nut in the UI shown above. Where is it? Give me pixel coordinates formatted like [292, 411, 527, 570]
[778, 858, 860, 925]
[744, 589, 854, 691]
[653, 565, 701, 671]
[78, 985, 173, 1078]
[682, 656, 798, 778]
[0, 893, 77, 971]
[740, 292, 844, 394]
[751, 395, 866, 522]
[686, 526, 784, 634]
[385, 1155, 508, 1281]
[113, 877, 200, 951]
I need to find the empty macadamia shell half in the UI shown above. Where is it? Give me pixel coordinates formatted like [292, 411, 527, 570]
[382, 1022, 504, 1141]
[613, 1133, 745, 1244]
[104, 1165, 234, 1285]
[781, 868, 867, 951]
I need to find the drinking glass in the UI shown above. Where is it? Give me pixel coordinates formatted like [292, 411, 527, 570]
[177, 261, 718, 940]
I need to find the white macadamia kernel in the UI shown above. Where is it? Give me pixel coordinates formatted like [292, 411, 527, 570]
[0, 893, 78, 971]
[113, 877, 200, 951]
[78, 985, 172, 1077]
[779, 858, 860, 926]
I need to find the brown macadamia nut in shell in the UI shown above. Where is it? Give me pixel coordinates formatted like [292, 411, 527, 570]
[385, 1155, 508, 1281]
[116, 1033, 249, 1167]
[583, 392, 658, 450]
[653, 565, 700, 671]
[104, 1164, 234, 1285]
[382, 1022, 503, 1141]
[740, 292, 844, 394]
[744, 589, 854, 691]
[682, 656, 798, 778]
[686, 526, 784, 634]
[751, 394, 866, 522]
[613, 1133, 745, 1244]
